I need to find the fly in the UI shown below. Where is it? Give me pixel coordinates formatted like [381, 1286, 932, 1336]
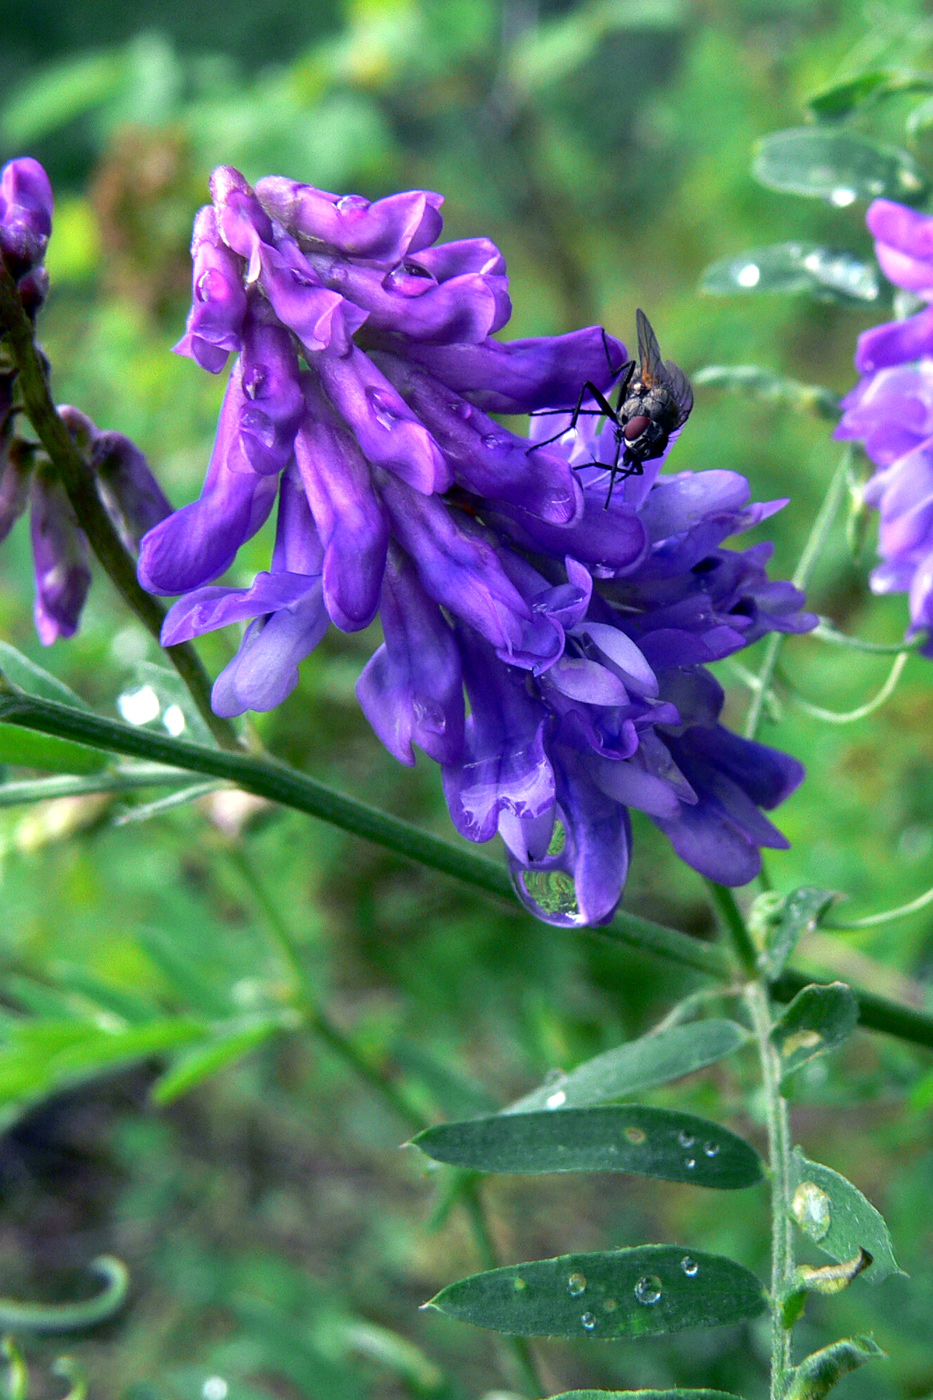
[528, 310, 693, 506]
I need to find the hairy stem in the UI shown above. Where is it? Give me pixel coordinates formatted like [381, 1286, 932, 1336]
[707, 880, 758, 975]
[744, 449, 850, 740]
[230, 843, 545, 1396]
[0, 264, 238, 751]
[746, 979, 795, 1400]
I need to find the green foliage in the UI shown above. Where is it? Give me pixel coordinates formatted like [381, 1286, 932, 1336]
[788, 1149, 903, 1283]
[751, 887, 839, 980]
[784, 1336, 886, 1400]
[752, 127, 927, 204]
[426, 1245, 768, 1339]
[413, 1105, 764, 1187]
[701, 242, 879, 304]
[771, 982, 859, 1081]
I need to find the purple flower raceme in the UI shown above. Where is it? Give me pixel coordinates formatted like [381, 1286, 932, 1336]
[142, 166, 813, 925]
[836, 198, 933, 653]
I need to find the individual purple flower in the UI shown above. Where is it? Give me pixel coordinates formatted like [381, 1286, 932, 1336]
[0, 157, 53, 285]
[142, 165, 626, 709]
[836, 198, 933, 654]
[30, 465, 91, 645]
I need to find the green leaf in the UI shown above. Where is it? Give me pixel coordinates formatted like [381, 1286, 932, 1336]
[132, 661, 218, 747]
[0, 641, 92, 711]
[692, 365, 841, 419]
[788, 1148, 903, 1282]
[700, 243, 879, 303]
[751, 887, 838, 979]
[752, 127, 927, 204]
[548, 1392, 746, 1400]
[784, 1336, 885, 1400]
[0, 721, 108, 775]
[506, 1019, 748, 1113]
[412, 1106, 763, 1188]
[152, 1019, 286, 1104]
[807, 70, 933, 120]
[426, 1245, 767, 1339]
[772, 982, 858, 1080]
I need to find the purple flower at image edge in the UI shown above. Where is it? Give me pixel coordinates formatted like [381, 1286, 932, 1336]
[836, 196, 933, 654]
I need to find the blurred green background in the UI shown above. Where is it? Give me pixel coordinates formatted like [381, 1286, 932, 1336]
[0, 0, 932, 1395]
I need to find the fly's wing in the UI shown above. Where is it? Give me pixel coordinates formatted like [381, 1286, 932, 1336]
[661, 358, 694, 428]
[635, 308, 664, 384]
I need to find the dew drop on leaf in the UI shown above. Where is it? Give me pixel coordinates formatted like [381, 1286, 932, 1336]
[792, 1181, 832, 1241]
[681, 1256, 699, 1277]
[624, 1125, 647, 1144]
[678, 1130, 696, 1148]
[703, 1140, 720, 1158]
[684, 1157, 696, 1169]
[567, 1272, 587, 1297]
[581, 1312, 596, 1330]
[545, 1089, 567, 1109]
[634, 1275, 663, 1305]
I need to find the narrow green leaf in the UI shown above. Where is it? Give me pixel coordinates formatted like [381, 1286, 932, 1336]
[788, 1148, 903, 1282]
[701, 242, 878, 304]
[752, 127, 926, 204]
[752, 887, 838, 979]
[132, 661, 218, 747]
[152, 1019, 286, 1104]
[413, 1106, 763, 1188]
[0, 721, 107, 774]
[548, 1392, 745, 1400]
[0, 642, 91, 710]
[692, 365, 840, 419]
[807, 70, 933, 119]
[772, 982, 858, 1080]
[50, 1017, 206, 1076]
[506, 1019, 748, 1113]
[784, 1336, 885, 1400]
[426, 1245, 767, 1339]
[1, 51, 128, 143]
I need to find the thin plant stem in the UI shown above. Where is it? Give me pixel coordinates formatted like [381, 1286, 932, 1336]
[744, 449, 851, 740]
[0, 763, 196, 807]
[2, 681, 933, 1050]
[823, 879, 933, 929]
[707, 881, 758, 975]
[746, 979, 795, 1400]
[0, 264, 239, 751]
[779, 650, 910, 724]
[229, 842, 546, 1397]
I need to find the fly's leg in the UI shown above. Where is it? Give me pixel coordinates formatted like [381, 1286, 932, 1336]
[527, 381, 620, 455]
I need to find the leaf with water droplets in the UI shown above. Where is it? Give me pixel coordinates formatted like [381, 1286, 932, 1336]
[807, 70, 933, 120]
[505, 1020, 748, 1114]
[547, 1392, 747, 1400]
[784, 1336, 886, 1400]
[701, 242, 879, 304]
[411, 1105, 763, 1187]
[425, 1245, 767, 1339]
[789, 1148, 903, 1283]
[771, 982, 858, 1081]
[752, 128, 927, 204]
[752, 887, 838, 980]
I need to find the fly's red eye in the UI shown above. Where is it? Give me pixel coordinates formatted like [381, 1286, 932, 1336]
[623, 414, 650, 441]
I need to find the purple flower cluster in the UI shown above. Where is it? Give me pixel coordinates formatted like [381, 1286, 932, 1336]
[0, 158, 171, 642]
[837, 199, 933, 653]
[144, 166, 813, 924]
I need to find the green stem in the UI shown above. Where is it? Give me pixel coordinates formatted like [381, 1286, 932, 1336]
[0, 763, 195, 808]
[779, 649, 910, 724]
[231, 843, 545, 1396]
[0, 1256, 128, 1333]
[0, 264, 238, 752]
[2, 681, 932, 1050]
[823, 879, 933, 929]
[707, 881, 758, 975]
[746, 980, 795, 1400]
[744, 450, 851, 741]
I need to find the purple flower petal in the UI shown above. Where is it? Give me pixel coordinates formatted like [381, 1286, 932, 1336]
[90, 431, 172, 549]
[238, 311, 304, 475]
[30, 469, 90, 645]
[855, 307, 933, 374]
[255, 178, 444, 264]
[161, 572, 317, 645]
[174, 206, 247, 374]
[211, 584, 330, 716]
[356, 549, 464, 765]
[0, 157, 53, 275]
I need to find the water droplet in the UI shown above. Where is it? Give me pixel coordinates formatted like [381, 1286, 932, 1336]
[634, 1275, 663, 1306]
[367, 388, 402, 430]
[449, 400, 472, 419]
[703, 1141, 720, 1158]
[792, 1181, 832, 1241]
[117, 685, 161, 727]
[624, 1125, 647, 1145]
[603, 1297, 617, 1311]
[337, 193, 369, 215]
[580, 1312, 596, 1331]
[202, 1380, 229, 1400]
[737, 263, 761, 288]
[242, 363, 267, 399]
[513, 1277, 528, 1292]
[520, 869, 582, 923]
[684, 1157, 696, 1170]
[567, 1272, 587, 1297]
[482, 433, 507, 451]
[546, 1089, 567, 1109]
[196, 269, 220, 303]
[678, 1130, 696, 1148]
[830, 186, 857, 207]
[680, 1256, 699, 1277]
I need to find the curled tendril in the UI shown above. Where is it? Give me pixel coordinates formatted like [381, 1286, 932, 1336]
[0, 1257, 128, 1333]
